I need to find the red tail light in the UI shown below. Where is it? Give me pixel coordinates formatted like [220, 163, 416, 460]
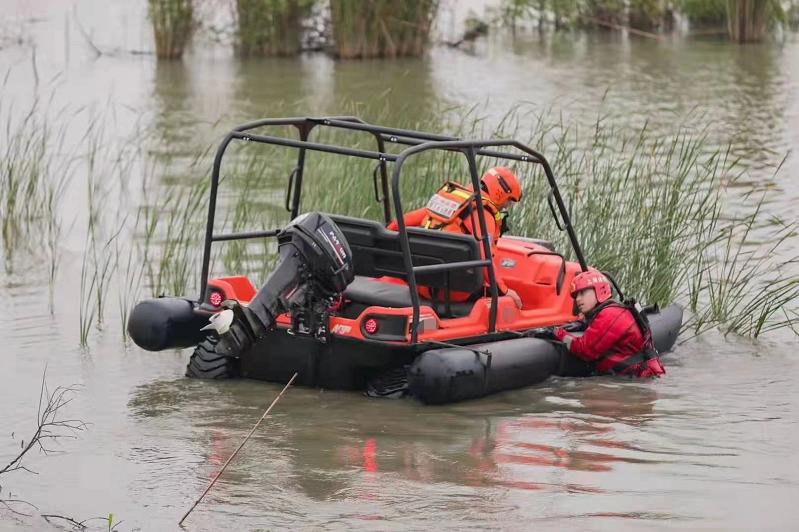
[364, 318, 379, 334]
[209, 291, 223, 307]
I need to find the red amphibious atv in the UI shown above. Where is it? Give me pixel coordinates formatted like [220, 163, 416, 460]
[127, 117, 682, 404]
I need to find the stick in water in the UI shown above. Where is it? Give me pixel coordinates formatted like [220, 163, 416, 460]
[179, 372, 298, 526]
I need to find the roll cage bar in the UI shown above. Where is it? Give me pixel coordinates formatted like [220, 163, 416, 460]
[199, 116, 588, 343]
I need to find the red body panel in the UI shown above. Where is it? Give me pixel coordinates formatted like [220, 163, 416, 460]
[207, 276, 256, 304]
[205, 236, 584, 344]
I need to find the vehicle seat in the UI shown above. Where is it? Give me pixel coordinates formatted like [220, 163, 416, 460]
[344, 276, 475, 318]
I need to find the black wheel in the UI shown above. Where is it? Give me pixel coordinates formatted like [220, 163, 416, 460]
[186, 336, 240, 379]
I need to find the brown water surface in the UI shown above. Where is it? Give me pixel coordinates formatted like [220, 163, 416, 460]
[1, 1, 798, 530]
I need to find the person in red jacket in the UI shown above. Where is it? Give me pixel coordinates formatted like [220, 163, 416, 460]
[552, 270, 665, 378]
[387, 167, 523, 307]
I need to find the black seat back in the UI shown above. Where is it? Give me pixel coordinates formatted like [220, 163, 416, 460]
[328, 214, 483, 293]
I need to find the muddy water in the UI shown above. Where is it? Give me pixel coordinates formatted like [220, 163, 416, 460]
[2, 1, 798, 530]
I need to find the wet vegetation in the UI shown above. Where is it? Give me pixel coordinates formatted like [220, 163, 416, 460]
[500, 0, 792, 41]
[329, 0, 438, 58]
[235, 0, 313, 57]
[2, 97, 795, 344]
[148, 0, 194, 59]
[145, 0, 797, 60]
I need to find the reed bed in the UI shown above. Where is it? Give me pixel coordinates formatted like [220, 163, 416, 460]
[329, 0, 438, 59]
[0, 99, 71, 312]
[2, 97, 796, 343]
[148, 0, 194, 59]
[235, 0, 313, 57]
[725, 0, 782, 42]
[501, 0, 787, 39]
[254, 106, 799, 338]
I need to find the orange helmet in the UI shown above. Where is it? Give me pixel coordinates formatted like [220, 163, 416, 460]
[480, 167, 521, 208]
[570, 270, 612, 303]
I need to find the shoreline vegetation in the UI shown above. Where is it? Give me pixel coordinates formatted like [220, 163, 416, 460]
[144, 0, 799, 61]
[1, 98, 796, 346]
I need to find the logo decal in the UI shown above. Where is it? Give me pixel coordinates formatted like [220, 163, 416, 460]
[331, 324, 352, 335]
[500, 258, 516, 268]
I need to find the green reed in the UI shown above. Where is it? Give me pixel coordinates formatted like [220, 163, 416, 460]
[329, 0, 438, 58]
[230, 105, 796, 338]
[725, 0, 783, 42]
[501, 0, 786, 38]
[0, 99, 71, 307]
[148, 0, 194, 59]
[235, 0, 313, 57]
[48, 102, 799, 341]
[5, 93, 794, 342]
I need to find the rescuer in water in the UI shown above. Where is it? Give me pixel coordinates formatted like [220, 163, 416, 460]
[545, 270, 665, 377]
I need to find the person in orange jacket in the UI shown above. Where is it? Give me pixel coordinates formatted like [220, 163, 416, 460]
[549, 271, 665, 377]
[387, 167, 523, 307]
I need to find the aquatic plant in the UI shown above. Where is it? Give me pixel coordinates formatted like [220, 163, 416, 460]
[329, 0, 438, 58]
[148, 0, 194, 59]
[1, 108, 49, 249]
[500, 0, 789, 38]
[2, 89, 794, 341]
[725, 0, 783, 42]
[0, 99, 71, 305]
[678, 0, 727, 27]
[235, 0, 314, 57]
[259, 105, 799, 338]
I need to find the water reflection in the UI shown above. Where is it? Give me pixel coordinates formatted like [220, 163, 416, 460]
[128, 378, 668, 504]
[2, 3, 799, 527]
[152, 61, 195, 146]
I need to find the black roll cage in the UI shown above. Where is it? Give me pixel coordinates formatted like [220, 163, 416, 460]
[199, 116, 588, 343]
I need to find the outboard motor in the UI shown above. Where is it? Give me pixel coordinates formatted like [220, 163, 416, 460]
[128, 212, 354, 353]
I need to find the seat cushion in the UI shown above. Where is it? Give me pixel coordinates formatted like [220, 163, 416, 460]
[344, 276, 474, 317]
[345, 276, 415, 308]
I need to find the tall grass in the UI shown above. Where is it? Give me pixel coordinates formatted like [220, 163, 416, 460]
[148, 0, 194, 59]
[0, 100, 71, 308]
[2, 94, 795, 342]
[288, 106, 799, 338]
[500, 0, 787, 38]
[235, 0, 313, 57]
[141, 180, 208, 297]
[330, 0, 438, 59]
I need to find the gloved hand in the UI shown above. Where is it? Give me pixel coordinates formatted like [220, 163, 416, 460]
[528, 326, 556, 340]
[552, 327, 575, 349]
[561, 320, 585, 333]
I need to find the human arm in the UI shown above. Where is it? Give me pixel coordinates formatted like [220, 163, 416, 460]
[387, 208, 428, 231]
[553, 307, 632, 362]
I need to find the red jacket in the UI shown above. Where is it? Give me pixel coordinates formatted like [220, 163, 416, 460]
[554, 304, 665, 377]
[388, 206, 509, 295]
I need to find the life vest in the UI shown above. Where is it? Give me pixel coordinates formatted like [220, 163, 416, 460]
[584, 299, 663, 376]
[421, 181, 502, 239]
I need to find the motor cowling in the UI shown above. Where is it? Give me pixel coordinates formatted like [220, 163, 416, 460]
[246, 212, 354, 330]
[128, 212, 354, 352]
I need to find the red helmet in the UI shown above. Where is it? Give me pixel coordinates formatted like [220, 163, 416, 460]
[481, 167, 521, 208]
[570, 270, 612, 303]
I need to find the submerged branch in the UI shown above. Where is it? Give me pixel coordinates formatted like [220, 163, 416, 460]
[1, 370, 86, 477]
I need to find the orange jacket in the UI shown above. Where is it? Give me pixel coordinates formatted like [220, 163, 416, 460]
[387, 206, 508, 295]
